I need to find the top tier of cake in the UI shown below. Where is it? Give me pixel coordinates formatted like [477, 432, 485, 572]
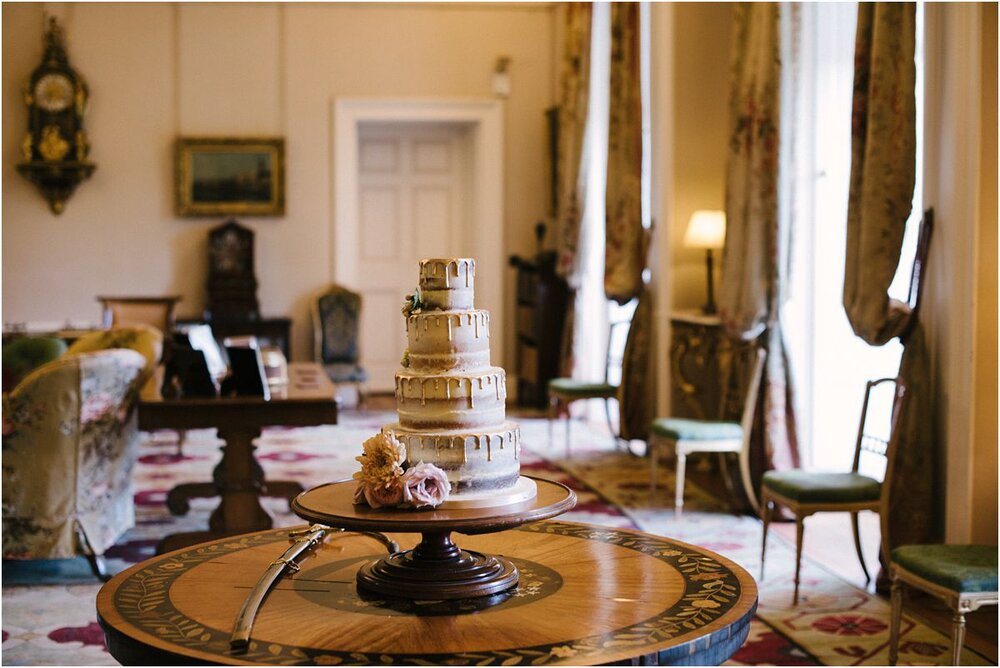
[419, 258, 475, 311]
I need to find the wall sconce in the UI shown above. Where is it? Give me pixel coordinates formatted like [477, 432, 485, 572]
[492, 57, 511, 99]
[684, 210, 726, 314]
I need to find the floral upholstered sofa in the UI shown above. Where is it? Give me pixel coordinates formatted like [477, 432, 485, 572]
[2, 348, 149, 579]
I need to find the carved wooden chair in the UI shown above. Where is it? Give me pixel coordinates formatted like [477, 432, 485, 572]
[649, 346, 766, 519]
[760, 377, 903, 604]
[312, 284, 368, 405]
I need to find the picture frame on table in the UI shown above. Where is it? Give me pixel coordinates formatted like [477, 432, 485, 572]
[174, 136, 285, 217]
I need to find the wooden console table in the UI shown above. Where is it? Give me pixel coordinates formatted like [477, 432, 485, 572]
[97, 521, 757, 666]
[138, 363, 337, 553]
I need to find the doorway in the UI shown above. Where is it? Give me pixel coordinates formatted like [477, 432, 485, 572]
[332, 98, 505, 392]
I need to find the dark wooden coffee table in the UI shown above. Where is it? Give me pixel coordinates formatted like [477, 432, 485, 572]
[139, 363, 338, 552]
[97, 521, 757, 666]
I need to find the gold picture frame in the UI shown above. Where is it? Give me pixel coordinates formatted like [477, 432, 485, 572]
[174, 136, 285, 217]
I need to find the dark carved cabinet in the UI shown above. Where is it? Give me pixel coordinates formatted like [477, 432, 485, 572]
[194, 220, 292, 358]
[207, 220, 259, 320]
[509, 251, 570, 408]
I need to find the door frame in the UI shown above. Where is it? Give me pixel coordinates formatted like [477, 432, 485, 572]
[332, 97, 505, 332]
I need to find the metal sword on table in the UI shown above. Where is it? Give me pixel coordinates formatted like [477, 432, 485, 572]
[230, 525, 398, 649]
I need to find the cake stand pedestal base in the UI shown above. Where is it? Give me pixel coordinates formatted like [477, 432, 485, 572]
[291, 476, 576, 601]
[357, 530, 517, 599]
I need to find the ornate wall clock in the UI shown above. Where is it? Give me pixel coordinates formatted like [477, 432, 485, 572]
[17, 16, 96, 215]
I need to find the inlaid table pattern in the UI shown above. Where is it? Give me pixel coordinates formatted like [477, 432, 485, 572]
[97, 521, 758, 666]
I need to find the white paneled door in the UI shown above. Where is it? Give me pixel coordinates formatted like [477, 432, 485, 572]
[355, 121, 472, 390]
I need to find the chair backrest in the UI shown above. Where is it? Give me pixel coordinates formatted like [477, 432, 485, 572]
[312, 285, 362, 365]
[876, 378, 907, 566]
[605, 317, 633, 386]
[97, 295, 180, 334]
[851, 377, 900, 480]
[737, 347, 767, 439]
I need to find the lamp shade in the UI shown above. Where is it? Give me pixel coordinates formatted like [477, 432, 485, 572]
[684, 210, 726, 249]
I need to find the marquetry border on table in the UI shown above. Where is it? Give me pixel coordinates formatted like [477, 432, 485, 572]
[97, 521, 758, 666]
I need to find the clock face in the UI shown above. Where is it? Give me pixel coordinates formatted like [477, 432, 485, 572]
[34, 73, 74, 113]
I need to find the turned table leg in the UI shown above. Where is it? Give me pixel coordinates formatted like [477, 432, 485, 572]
[209, 428, 272, 534]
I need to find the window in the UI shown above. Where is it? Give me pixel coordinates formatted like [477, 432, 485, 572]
[783, 3, 924, 472]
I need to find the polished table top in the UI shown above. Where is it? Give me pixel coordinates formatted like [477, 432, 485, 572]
[139, 362, 338, 429]
[97, 520, 758, 666]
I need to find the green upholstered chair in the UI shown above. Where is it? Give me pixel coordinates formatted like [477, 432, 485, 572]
[2, 349, 148, 580]
[649, 347, 766, 519]
[760, 377, 902, 604]
[889, 544, 997, 666]
[547, 318, 631, 452]
[2, 336, 67, 390]
[312, 285, 367, 406]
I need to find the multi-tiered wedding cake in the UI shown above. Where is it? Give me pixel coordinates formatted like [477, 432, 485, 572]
[376, 258, 534, 508]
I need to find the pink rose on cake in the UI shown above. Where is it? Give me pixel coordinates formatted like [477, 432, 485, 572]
[401, 462, 451, 508]
[352, 433, 450, 509]
[354, 477, 404, 509]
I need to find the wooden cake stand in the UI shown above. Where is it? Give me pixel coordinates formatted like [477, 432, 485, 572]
[291, 476, 576, 600]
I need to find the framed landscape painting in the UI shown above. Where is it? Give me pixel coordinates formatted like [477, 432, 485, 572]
[175, 137, 285, 217]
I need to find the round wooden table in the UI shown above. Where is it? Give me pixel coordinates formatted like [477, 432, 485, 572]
[97, 521, 757, 666]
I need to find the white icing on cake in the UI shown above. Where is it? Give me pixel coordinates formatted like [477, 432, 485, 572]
[396, 368, 506, 429]
[405, 310, 490, 372]
[384, 423, 520, 493]
[418, 258, 475, 311]
[388, 257, 523, 497]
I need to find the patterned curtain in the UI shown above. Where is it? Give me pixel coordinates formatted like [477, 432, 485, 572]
[604, 3, 644, 304]
[844, 4, 939, 550]
[555, 3, 593, 287]
[844, 4, 917, 344]
[718, 3, 801, 490]
[619, 235, 654, 442]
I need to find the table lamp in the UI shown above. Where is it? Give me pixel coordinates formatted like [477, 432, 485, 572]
[684, 210, 726, 314]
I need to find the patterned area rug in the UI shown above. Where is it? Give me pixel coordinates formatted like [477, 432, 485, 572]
[1, 410, 989, 666]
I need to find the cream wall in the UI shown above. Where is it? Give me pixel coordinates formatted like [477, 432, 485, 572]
[2, 2, 556, 367]
[924, 2, 999, 545]
[971, 2, 997, 545]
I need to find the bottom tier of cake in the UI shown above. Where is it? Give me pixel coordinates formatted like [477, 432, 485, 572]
[383, 423, 520, 495]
